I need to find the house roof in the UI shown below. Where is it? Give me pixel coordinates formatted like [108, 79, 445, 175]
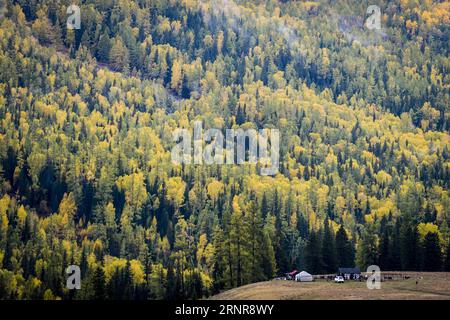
[287, 270, 299, 276]
[338, 267, 360, 274]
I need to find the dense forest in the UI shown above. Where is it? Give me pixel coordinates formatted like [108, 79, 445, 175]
[0, 0, 449, 299]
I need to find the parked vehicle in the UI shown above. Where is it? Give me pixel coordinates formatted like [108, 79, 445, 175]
[334, 276, 344, 283]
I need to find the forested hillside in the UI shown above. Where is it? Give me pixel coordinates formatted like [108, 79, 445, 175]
[0, 0, 449, 299]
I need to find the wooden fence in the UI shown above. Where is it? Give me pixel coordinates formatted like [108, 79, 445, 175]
[312, 272, 413, 281]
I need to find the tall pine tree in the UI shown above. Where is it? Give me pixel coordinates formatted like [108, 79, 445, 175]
[322, 219, 337, 273]
[423, 232, 442, 271]
[335, 225, 355, 268]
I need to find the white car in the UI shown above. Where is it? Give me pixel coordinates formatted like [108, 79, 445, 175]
[334, 276, 344, 283]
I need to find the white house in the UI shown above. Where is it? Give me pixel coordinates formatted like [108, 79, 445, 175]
[295, 271, 313, 282]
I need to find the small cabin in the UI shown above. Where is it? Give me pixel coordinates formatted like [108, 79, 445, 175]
[338, 267, 361, 280]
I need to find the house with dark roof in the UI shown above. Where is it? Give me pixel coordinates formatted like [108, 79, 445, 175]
[338, 267, 361, 280]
